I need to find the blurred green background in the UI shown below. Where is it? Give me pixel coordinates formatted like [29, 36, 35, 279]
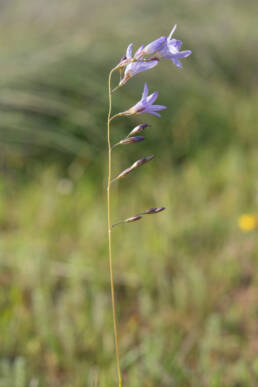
[0, 0, 258, 386]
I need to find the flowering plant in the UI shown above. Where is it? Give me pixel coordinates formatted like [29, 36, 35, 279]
[106, 25, 191, 386]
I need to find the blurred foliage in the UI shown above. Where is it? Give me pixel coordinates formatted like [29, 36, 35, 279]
[0, 0, 258, 386]
[1, 0, 258, 168]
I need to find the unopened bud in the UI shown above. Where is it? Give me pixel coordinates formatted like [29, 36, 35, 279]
[114, 167, 133, 181]
[125, 216, 142, 223]
[128, 124, 150, 137]
[141, 207, 166, 215]
[112, 155, 154, 183]
[112, 215, 142, 228]
[119, 136, 145, 145]
[131, 155, 154, 169]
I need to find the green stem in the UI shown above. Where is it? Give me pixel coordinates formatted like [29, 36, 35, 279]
[110, 112, 124, 122]
[107, 66, 123, 387]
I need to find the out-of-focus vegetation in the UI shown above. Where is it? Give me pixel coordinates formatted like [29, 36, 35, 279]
[0, 0, 258, 386]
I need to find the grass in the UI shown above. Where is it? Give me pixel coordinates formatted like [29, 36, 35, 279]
[0, 152, 258, 386]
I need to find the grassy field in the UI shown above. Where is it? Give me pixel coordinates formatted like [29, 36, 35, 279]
[1, 158, 258, 386]
[0, 0, 258, 386]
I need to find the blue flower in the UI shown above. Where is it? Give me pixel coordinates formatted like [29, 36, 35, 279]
[119, 59, 159, 87]
[119, 41, 159, 86]
[117, 26, 191, 88]
[123, 83, 167, 117]
[156, 24, 192, 68]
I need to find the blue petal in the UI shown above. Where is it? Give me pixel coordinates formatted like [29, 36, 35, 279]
[151, 104, 167, 111]
[169, 49, 192, 59]
[134, 60, 158, 74]
[168, 24, 177, 40]
[134, 44, 145, 59]
[146, 91, 159, 104]
[167, 42, 179, 55]
[176, 50, 192, 58]
[171, 58, 183, 68]
[142, 82, 149, 100]
[157, 42, 171, 59]
[126, 43, 133, 59]
[149, 111, 161, 117]
[124, 62, 133, 76]
[124, 60, 158, 78]
[169, 39, 183, 50]
[143, 36, 166, 55]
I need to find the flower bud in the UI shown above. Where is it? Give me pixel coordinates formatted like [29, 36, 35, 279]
[112, 215, 142, 228]
[115, 167, 133, 180]
[141, 207, 165, 215]
[128, 124, 150, 137]
[125, 216, 142, 223]
[112, 155, 154, 183]
[131, 155, 154, 169]
[119, 136, 145, 145]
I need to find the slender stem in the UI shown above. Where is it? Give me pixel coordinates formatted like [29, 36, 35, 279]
[110, 112, 124, 122]
[107, 66, 123, 387]
[112, 220, 124, 228]
[112, 85, 121, 93]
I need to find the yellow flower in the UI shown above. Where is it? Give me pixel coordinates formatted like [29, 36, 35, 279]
[238, 214, 257, 232]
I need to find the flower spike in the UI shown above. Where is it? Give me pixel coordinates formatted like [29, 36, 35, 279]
[106, 24, 192, 386]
